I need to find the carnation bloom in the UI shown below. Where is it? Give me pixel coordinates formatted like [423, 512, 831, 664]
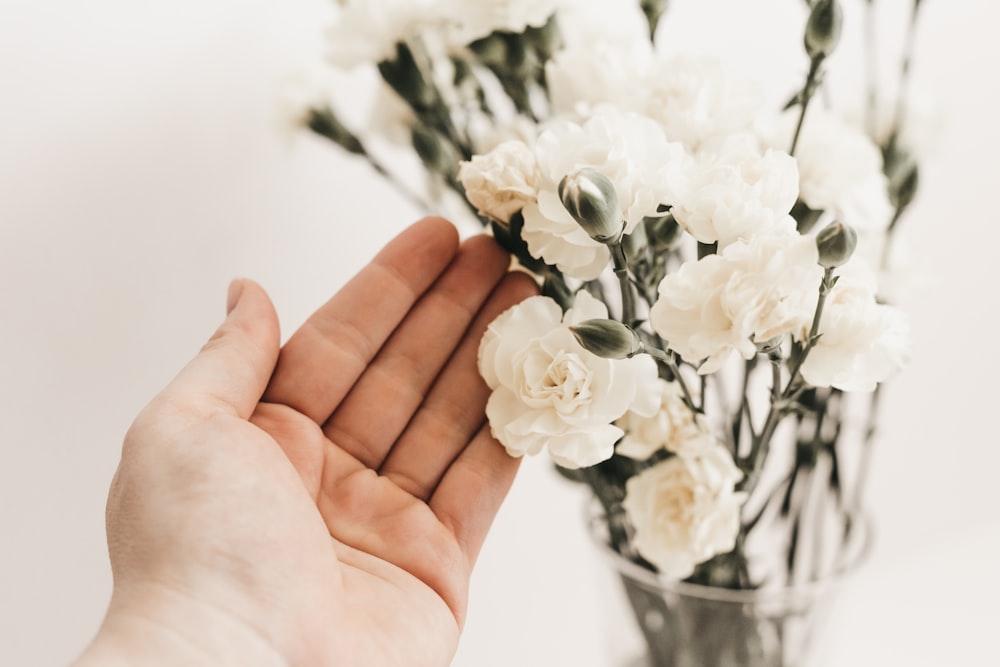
[546, 42, 652, 117]
[622, 439, 747, 578]
[616, 379, 710, 460]
[522, 107, 690, 279]
[762, 108, 892, 232]
[641, 55, 764, 154]
[478, 292, 660, 468]
[458, 141, 540, 223]
[670, 133, 800, 246]
[555, 1, 650, 49]
[438, 0, 562, 45]
[326, 0, 443, 68]
[649, 230, 822, 373]
[798, 268, 911, 391]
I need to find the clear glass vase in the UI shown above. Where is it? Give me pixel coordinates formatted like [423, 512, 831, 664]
[587, 507, 872, 667]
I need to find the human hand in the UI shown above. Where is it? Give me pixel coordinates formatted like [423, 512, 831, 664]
[74, 218, 538, 666]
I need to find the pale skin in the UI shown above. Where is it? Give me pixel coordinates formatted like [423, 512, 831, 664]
[74, 218, 538, 666]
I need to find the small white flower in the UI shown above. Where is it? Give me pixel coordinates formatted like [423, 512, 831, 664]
[762, 108, 892, 232]
[555, 1, 650, 49]
[458, 141, 540, 223]
[642, 55, 764, 154]
[798, 269, 911, 392]
[670, 133, 800, 246]
[326, 0, 444, 68]
[546, 41, 652, 117]
[649, 230, 822, 373]
[622, 440, 748, 579]
[478, 292, 660, 469]
[438, 0, 562, 45]
[523, 107, 690, 279]
[616, 379, 709, 460]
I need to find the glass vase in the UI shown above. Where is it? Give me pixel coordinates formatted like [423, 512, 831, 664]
[587, 507, 872, 667]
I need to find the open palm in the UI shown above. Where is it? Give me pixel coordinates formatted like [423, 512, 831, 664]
[90, 219, 536, 667]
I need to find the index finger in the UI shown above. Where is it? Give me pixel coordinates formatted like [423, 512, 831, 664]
[263, 217, 460, 423]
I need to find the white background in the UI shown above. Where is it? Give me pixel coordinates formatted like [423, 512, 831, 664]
[1, 1, 998, 665]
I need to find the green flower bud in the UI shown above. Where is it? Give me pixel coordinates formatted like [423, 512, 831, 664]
[377, 43, 435, 112]
[890, 160, 920, 212]
[570, 319, 643, 360]
[558, 168, 624, 245]
[815, 221, 858, 268]
[307, 108, 365, 156]
[804, 0, 843, 59]
[640, 0, 670, 40]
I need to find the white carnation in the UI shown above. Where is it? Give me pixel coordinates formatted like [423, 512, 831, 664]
[670, 133, 800, 246]
[523, 107, 691, 279]
[798, 271, 911, 392]
[616, 379, 710, 460]
[546, 42, 652, 117]
[555, 1, 650, 49]
[326, 0, 444, 68]
[642, 55, 764, 154]
[458, 141, 540, 223]
[439, 0, 562, 45]
[623, 440, 747, 579]
[650, 231, 822, 373]
[478, 292, 660, 469]
[763, 108, 892, 232]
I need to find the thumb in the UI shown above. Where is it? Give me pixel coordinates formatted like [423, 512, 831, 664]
[160, 279, 281, 419]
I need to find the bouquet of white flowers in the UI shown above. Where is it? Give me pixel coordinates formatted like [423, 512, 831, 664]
[289, 0, 926, 663]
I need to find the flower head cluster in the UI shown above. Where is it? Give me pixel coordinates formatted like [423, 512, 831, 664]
[622, 437, 747, 578]
[650, 230, 823, 373]
[478, 292, 660, 469]
[326, 0, 562, 67]
[461, 107, 689, 279]
[616, 379, 710, 460]
[310, 0, 924, 590]
[670, 133, 800, 246]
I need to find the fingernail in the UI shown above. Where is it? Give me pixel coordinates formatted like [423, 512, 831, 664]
[226, 279, 246, 315]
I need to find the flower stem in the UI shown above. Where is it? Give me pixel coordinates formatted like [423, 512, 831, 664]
[367, 158, 432, 212]
[640, 344, 699, 414]
[609, 240, 637, 327]
[863, 0, 878, 138]
[742, 268, 835, 494]
[890, 0, 924, 153]
[790, 56, 824, 156]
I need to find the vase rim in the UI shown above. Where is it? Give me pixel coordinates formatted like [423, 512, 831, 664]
[585, 499, 874, 604]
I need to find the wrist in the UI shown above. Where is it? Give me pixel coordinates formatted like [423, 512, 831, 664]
[73, 581, 289, 667]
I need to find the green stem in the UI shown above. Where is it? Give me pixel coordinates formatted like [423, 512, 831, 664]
[609, 241, 637, 327]
[848, 386, 881, 521]
[891, 0, 924, 152]
[863, 0, 878, 138]
[790, 56, 824, 156]
[368, 159, 431, 212]
[742, 268, 835, 494]
[641, 345, 699, 414]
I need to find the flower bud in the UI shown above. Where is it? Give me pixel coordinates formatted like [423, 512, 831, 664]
[570, 319, 643, 360]
[890, 160, 919, 211]
[558, 168, 624, 244]
[804, 0, 843, 59]
[815, 221, 858, 268]
[307, 108, 365, 155]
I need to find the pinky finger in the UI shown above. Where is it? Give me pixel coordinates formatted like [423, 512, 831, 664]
[429, 423, 521, 567]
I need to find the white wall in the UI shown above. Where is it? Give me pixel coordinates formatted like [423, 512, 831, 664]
[1, 1, 997, 665]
